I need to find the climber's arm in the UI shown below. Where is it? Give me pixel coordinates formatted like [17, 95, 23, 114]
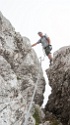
[47, 37, 51, 45]
[31, 41, 40, 47]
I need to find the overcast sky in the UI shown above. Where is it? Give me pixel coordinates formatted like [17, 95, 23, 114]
[0, 0, 70, 107]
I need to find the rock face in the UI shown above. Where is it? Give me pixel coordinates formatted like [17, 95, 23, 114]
[1, 11, 70, 125]
[45, 46, 70, 125]
[0, 12, 45, 125]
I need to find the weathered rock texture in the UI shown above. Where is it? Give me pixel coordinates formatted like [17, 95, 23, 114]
[1, 11, 69, 125]
[45, 46, 70, 125]
[0, 11, 45, 125]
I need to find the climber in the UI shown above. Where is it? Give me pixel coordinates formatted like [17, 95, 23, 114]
[31, 32, 53, 66]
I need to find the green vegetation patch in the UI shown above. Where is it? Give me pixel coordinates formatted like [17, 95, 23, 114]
[33, 108, 40, 125]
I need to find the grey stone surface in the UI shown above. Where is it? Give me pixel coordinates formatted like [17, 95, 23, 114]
[45, 46, 70, 125]
[0, 12, 45, 125]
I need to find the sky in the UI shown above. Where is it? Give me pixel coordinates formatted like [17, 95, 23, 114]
[0, 0, 70, 107]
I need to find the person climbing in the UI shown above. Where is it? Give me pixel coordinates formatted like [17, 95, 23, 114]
[31, 32, 53, 66]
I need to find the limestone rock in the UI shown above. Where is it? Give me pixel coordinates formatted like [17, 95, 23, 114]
[45, 46, 70, 125]
[0, 12, 45, 125]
